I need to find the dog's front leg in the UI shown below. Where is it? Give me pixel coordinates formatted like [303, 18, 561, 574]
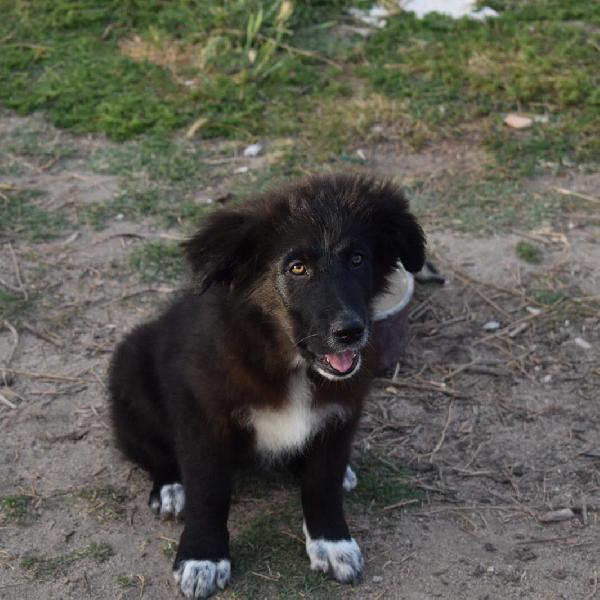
[172, 427, 232, 599]
[300, 423, 363, 584]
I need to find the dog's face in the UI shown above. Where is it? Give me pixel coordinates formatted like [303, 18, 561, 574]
[274, 232, 373, 380]
[183, 174, 426, 380]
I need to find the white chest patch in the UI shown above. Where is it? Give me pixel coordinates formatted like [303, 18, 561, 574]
[249, 369, 345, 458]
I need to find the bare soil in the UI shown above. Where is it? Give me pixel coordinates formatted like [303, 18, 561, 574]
[1, 115, 599, 600]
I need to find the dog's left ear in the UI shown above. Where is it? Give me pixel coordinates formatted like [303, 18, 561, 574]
[182, 209, 261, 294]
[369, 184, 426, 274]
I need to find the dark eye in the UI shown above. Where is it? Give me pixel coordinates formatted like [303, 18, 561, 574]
[350, 253, 363, 267]
[289, 261, 307, 276]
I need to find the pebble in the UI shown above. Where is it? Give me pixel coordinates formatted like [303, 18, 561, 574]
[243, 143, 263, 157]
[574, 337, 592, 350]
[483, 320, 501, 331]
[234, 166, 249, 174]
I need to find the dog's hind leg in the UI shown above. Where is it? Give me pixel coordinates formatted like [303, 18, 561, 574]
[109, 325, 182, 518]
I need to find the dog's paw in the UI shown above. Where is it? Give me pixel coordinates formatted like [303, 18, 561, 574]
[342, 465, 357, 492]
[303, 523, 363, 583]
[149, 483, 185, 519]
[173, 559, 231, 599]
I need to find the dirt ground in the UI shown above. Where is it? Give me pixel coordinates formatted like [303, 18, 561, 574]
[1, 114, 599, 600]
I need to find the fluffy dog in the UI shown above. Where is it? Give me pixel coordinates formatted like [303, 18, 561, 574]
[108, 173, 425, 598]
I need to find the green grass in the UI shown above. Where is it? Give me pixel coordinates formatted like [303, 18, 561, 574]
[75, 486, 129, 521]
[364, 2, 600, 173]
[0, 290, 37, 324]
[410, 177, 562, 233]
[0, 188, 69, 241]
[129, 241, 185, 283]
[21, 542, 114, 578]
[232, 507, 342, 599]
[115, 573, 138, 588]
[349, 453, 419, 509]
[0, 494, 37, 525]
[516, 241, 543, 264]
[1, 0, 596, 176]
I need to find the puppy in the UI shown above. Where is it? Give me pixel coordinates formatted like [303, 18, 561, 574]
[108, 173, 425, 598]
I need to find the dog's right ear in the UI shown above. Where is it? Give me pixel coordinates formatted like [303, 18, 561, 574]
[182, 209, 260, 294]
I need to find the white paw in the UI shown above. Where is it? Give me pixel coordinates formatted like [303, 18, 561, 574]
[173, 559, 231, 599]
[303, 522, 363, 583]
[159, 483, 185, 518]
[343, 465, 358, 492]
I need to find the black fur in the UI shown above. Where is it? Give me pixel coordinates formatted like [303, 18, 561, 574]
[108, 173, 425, 597]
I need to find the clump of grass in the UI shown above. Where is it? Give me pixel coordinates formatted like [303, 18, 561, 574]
[0, 290, 37, 324]
[21, 542, 114, 578]
[516, 241, 543, 264]
[0, 495, 37, 525]
[80, 185, 210, 230]
[232, 509, 341, 599]
[0, 188, 69, 241]
[409, 177, 561, 233]
[161, 542, 177, 561]
[115, 573, 138, 588]
[350, 453, 419, 508]
[75, 486, 129, 522]
[129, 241, 185, 284]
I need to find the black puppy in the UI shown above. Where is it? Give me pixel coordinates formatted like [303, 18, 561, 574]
[108, 173, 425, 598]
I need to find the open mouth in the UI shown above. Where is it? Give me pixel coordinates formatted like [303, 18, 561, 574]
[314, 349, 361, 379]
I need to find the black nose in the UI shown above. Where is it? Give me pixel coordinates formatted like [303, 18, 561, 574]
[332, 317, 365, 345]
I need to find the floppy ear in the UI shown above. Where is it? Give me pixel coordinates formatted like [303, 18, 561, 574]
[182, 209, 260, 294]
[369, 184, 426, 274]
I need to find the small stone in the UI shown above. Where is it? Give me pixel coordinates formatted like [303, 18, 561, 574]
[115, 213, 124, 221]
[551, 567, 567, 580]
[243, 143, 263, 157]
[372, 575, 383, 583]
[504, 113, 533, 129]
[484, 543, 497, 553]
[234, 166, 249, 174]
[483, 320, 501, 331]
[574, 337, 592, 350]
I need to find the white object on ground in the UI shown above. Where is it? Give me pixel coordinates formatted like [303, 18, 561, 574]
[243, 143, 263, 157]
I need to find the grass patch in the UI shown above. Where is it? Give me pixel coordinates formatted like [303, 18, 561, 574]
[0, 290, 37, 324]
[364, 3, 600, 173]
[232, 507, 342, 599]
[161, 541, 177, 561]
[516, 241, 543, 264]
[0, 119, 77, 175]
[115, 573, 138, 589]
[0, 0, 359, 142]
[75, 486, 129, 522]
[350, 453, 419, 509]
[80, 185, 210, 230]
[0, 495, 37, 525]
[0, 0, 596, 176]
[21, 542, 114, 578]
[0, 188, 69, 241]
[410, 178, 561, 232]
[129, 241, 185, 284]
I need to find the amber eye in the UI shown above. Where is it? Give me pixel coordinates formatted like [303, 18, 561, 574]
[350, 253, 363, 267]
[290, 262, 307, 276]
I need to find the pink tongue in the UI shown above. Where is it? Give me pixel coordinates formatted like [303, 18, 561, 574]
[325, 350, 355, 373]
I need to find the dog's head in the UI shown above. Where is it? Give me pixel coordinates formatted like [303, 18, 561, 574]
[183, 174, 425, 380]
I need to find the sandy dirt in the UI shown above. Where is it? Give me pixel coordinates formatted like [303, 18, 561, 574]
[1, 114, 599, 599]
